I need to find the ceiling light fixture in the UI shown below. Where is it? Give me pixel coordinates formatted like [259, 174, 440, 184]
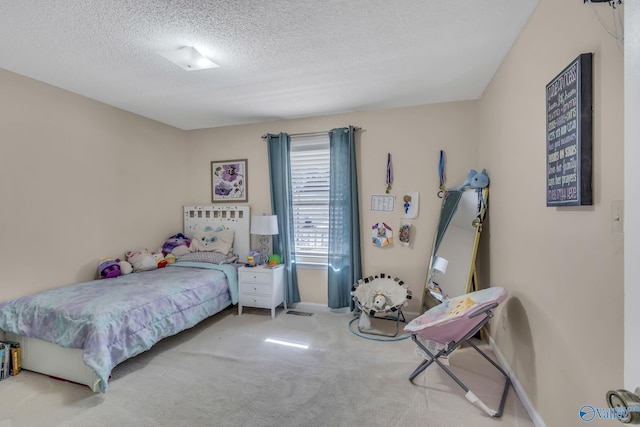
[158, 46, 219, 71]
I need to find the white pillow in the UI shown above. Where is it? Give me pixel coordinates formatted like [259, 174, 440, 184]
[190, 226, 235, 254]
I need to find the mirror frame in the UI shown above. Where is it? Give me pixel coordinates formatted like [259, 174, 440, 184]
[421, 187, 489, 312]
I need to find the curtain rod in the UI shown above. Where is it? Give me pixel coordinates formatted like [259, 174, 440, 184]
[261, 127, 361, 140]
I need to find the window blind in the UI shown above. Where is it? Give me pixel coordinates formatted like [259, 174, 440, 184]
[290, 134, 330, 265]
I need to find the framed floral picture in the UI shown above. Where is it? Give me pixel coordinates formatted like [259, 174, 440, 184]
[211, 159, 248, 202]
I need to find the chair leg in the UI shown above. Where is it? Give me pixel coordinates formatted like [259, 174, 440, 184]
[466, 339, 512, 418]
[408, 334, 443, 383]
[409, 334, 511, 418]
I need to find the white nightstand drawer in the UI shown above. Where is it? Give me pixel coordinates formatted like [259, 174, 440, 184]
[239, 282, 272, 295]
[238, 271, 271, 284]
[239, 294, 272, 308]
[237, 265, 286, 319]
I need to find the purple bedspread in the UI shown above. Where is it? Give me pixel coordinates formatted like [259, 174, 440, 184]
[0, 264, 236, 392]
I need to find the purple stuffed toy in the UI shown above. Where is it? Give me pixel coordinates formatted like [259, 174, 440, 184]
[98, 258, 121, 279]
[162, 233, 191, 256]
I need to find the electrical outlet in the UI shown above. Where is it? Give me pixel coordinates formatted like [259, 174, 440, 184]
[612, 200, 624, 234]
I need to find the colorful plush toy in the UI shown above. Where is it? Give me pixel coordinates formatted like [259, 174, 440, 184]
[98, 258, 121, 279]
[126, 249, 157, 272]
[164, 253, 177, 264]
[151, 250, 168, 268]
[162, 233, 191, 256]
[268, 254, 281, 266]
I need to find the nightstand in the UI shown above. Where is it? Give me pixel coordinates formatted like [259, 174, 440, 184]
[238, 265, 286, 319]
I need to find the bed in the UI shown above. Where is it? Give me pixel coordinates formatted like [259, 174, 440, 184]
[0, 205, 250, 393]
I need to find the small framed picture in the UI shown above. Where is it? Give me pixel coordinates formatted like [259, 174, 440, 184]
[211, 159, 248, 203]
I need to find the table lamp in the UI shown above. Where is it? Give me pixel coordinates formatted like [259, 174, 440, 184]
[251, 214, 279, 262]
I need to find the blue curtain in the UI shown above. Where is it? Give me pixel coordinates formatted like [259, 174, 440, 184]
[265, 132, 300, 305]
[327, 126, 362, 309]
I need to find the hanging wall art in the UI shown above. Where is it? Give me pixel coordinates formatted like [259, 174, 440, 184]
[211, 159, 248, 203]
[372, 222, 393, 247]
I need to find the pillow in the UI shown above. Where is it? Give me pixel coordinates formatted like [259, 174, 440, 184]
[177, 251, 238, 265]
[190, 225, 235, 253]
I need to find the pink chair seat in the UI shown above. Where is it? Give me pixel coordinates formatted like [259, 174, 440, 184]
[405, 287, 507, 344]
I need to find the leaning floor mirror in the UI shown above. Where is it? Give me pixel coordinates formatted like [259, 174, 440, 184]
[421, 187, 489, 312]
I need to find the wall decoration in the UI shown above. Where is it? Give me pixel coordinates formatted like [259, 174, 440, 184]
[546, 53, 593, 206]
[372, 222, 393, 247]
[211, 159, 248, 203]
[399, 223, 411, 247]
[385, 153, 393, 193]
[401, 192, 419, 218]
[371, 194, 395, 212]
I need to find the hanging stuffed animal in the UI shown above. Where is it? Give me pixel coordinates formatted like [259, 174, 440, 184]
[448, 169, 490, 191]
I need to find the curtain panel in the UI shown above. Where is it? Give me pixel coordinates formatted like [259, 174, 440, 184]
[327, 126, 362, 309]
[265, 132, 300, 305]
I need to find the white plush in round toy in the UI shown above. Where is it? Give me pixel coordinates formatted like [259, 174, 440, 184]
[372, 292, 389, 310]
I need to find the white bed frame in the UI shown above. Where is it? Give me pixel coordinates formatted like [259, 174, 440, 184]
[6, 205, 250, 392]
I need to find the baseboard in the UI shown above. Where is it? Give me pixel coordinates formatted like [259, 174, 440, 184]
[292, 303, 420, 321]
[487, 334, 547, 427]
[290, 302, 348, 314]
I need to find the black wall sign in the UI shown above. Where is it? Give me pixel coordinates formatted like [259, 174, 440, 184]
[546, 53, 593, 206]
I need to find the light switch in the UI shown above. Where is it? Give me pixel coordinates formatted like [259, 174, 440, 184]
[612, 200, 624, 234]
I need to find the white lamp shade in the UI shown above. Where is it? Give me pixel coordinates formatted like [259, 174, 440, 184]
[432, 256, 448, 274]
[251, 215, 279, 235]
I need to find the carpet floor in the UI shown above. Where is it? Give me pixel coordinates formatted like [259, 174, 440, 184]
[1, 304, 534, 427]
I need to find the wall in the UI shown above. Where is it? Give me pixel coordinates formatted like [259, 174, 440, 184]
[477, 0, 624, 425]
[185, 103, 480, 312]
[625, 2, 640, 391]
[0, 69, 188, 302]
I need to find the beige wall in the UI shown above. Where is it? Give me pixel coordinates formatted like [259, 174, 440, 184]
[185, 103, 480, 312]
[478, 0, 624, 425]
[0, 69, 188, 301]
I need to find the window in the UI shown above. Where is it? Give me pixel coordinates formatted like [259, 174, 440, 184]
[290, 134, 330, 267]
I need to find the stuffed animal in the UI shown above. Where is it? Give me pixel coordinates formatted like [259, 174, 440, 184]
[162, 233, 191, 256]
[151, 250, 168, 268]
[372, 291, 391, 310]
[449, 169, 489, 190]
[165, 253, 176, 264]
[98, 258, 121, 279]
[126, 249, 157, 272]
[119, 260, 133, 275]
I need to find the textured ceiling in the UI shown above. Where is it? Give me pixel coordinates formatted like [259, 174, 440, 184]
[0, 1, 538, 130]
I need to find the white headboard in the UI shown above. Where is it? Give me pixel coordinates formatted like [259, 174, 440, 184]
[183, 205, 251, 260]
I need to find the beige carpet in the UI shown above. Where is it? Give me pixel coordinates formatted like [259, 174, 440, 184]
[1, 305, 534, 427]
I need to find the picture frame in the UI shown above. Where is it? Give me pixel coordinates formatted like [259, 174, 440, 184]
[211, 159, 248, 203]
[545, 53, 593, 206]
